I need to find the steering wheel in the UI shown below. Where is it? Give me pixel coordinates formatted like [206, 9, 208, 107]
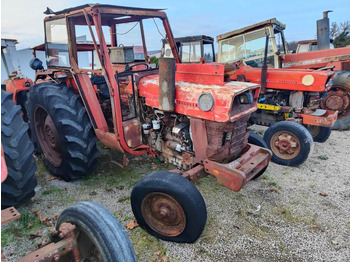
[124, 63, 150, 72]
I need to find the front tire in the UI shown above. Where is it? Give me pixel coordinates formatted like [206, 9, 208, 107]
[56, 202, 137, 262]
[264, 121, 313, 166]
[26, 83, 98, 181]
[131, 171, 207, 243]
[1, 90, 37, 209]
[306, 125, 332, 143]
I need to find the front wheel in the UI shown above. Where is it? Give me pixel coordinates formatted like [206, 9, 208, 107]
[264, 121, 313, 166]
[306, 125, 332, 143]
[131, 171, 207, 243]
[56, 202, 137, 262]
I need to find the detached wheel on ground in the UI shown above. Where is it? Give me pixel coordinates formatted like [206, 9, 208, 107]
[306, 125, 332, 143]
[56, 202, 136, 262]
[1, 90, 37, 209]
[131, 171, 207, 243]
[26, 83, 98, 181]
[248, 131, 269, 179]
[263, 121, 313, 166]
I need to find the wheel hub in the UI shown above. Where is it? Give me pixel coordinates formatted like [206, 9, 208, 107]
[321, 90, 350, 117]
[141, 192, 186, 237]
[271, 132, 300, 160]
[44, 116, 60, 150]
[34, 106, 62, 167]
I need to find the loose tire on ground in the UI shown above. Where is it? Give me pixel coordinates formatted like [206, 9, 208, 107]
[306, 125, 332, 143]
[1, 90, 37, 209]
[56, 202, 137, 262]
[264, 121, 313, 166]
[26, 83, 98, 181]
[248, 131, 269, 179]
[131, 171, 207, 243]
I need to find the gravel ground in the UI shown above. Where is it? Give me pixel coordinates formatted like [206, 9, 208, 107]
[2, 129, 350, 262]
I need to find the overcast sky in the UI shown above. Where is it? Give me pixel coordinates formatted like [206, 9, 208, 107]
[1, 0, 350, 50]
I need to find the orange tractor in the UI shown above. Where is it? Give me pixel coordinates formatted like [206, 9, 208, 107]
[217, 15, 350, 131]
[4, 4, 271, 243]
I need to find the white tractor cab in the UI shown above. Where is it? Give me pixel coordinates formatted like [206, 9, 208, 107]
[217, 18, 288, 68]
[162, 35, 215, 63]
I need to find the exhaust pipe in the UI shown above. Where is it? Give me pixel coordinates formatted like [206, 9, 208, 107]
[317, 10, 332, 50]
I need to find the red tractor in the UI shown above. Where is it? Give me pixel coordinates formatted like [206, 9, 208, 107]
[217, 17, 350, 131]
[5, 4, 271, 243]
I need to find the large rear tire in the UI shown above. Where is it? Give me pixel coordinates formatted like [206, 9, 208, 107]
[131, 171, 207, 243]
[264, 121, 313, 166]
[56, 202, 137, 262]
[26, 83, 98, 181]
[1, 90, 37, 209]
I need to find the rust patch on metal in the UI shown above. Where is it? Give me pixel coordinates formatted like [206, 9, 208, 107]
[204, 144, 271, 192]
[1, 207, 20, 225]
[94, 129, 124, 153]
[122, 118, 142, 148]
[182, 165, 207, 182]
[141, 192, 186, 237]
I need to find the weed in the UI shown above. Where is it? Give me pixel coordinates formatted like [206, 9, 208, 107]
[42, 187, 63, 195]
[118, 196, 131, 203]
[318, 155, 328, 160]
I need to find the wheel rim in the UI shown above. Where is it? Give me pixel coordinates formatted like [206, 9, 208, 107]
[320, 89, 350, 119]
[76, 227, 103, 261]
[270, 131, 301, 160]
[34, 106, 62, 167]
[141, 192, 186, 237]
[306, 125, 320, 138]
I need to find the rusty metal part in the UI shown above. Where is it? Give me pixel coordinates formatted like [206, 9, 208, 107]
[204, 144, 271, 192]
[158, 57, 176, 112]
[18, 223, 80, 262]
[141, 192, 186, 237]
[182, 165, 207, 182]
[270, 131, 301, 160]
[110, 152, 129, 168]
[1, 207, 20, 225]
[300, 110, 338, 127]
[320, 90, 350, 118]
[34, 106, 62, 167]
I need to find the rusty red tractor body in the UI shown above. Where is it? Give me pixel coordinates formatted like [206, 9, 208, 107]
[5, 4, 271, 243]
[217, 18, 350, 131]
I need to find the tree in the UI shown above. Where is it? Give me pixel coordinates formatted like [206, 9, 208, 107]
[330, 21, 350, 47]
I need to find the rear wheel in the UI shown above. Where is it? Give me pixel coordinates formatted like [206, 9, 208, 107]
[131, 171, 207, 243]
[264, 121, 313, 166]
[1, 90, 37, 209]
[321, 71, 350, 130]
[26, 83, 98, 181]
[306, 125, 332, 143]
[56, 202, 136, 262]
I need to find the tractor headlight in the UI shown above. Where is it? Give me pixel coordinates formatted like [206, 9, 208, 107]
[198, 93, 214, 111]
[238, 92, 254, 104]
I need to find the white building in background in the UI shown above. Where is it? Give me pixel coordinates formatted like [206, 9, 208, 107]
[1, 39, 46, 84]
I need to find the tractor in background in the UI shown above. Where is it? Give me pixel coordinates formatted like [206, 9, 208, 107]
[6, 4, 271, 243]
[217, 14, 350, 131]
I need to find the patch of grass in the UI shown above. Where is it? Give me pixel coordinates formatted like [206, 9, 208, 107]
[318, 155, 328, 160]
[1, 211, 44, 247]
[129, 227, 166, 261]
[117, 196, 131, 203]
[123, 215, 132, 222]
[42, 187, 63, 195]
